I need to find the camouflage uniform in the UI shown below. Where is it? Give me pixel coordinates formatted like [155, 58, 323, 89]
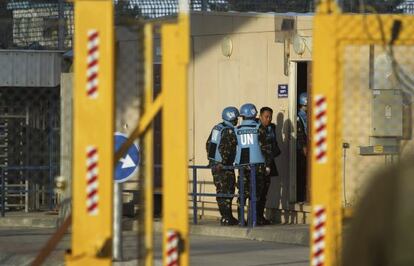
[206, 124, 238, 222]
[237, 124, 273, 224]
[297, 109, 308, 202]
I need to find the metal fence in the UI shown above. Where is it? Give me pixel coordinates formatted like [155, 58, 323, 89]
[338, 0, 412, 13]
[0, 0, 314, 50]
[3, 0, 414, 50]
[189, 164, 258, 227]
[0, 0, 73, 50]
[0, 86, 60, 214]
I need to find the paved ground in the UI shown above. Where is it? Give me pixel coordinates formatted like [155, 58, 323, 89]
[0, 228, 309, 266]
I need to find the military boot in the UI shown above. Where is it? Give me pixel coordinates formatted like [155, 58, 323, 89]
[225, 208, 239, 226]
[218, 204, 227, 219]
[256, 203, 271, 225]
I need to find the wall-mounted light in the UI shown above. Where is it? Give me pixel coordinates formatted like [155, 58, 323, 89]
[292, 34, 306, 55]
[221, 36, 233, 58]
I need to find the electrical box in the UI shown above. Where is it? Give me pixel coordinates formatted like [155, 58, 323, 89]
[371, 89, 403, 137]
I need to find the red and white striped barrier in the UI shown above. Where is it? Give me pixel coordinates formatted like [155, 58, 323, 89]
[166, 229, 179, 266]
[86, 146, 99, 216]
[86, 29, 99, 99]
[314, 95, 327, 163]
[312, 205, 326, 266]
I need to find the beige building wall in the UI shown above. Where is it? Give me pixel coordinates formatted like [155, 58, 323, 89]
[188, 12, 313, 221]
[188, 12, 414, 222]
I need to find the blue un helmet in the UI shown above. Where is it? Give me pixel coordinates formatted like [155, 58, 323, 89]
[222, 106, 239, 123]
[299, 92, 308, 106]
[239, 103, 258, 119]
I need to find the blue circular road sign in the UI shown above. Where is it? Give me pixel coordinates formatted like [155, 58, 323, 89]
[114, 132, 140, 183]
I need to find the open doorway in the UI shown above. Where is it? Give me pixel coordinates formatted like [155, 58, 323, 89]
[296, 61, 310, 203]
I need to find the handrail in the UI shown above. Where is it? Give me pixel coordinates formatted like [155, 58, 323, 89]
[188, 164, 257, 227]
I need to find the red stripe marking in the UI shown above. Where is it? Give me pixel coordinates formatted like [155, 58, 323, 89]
[88, 175, 98, 185]
[316, 137, 326, 147]
[167, 247, 178, 256]
[315, 208, 325, 217]
[88, 86, 98, 96]
[168, 233, 178, 242]
[87, 202, 98, 212]
[316, 263, 324, 266]
[315, 221, 325, 231]
[167, 261, 178, 266]
[316, 151, 327, 160]
[87, 148, 97, 158]
[88, 59, 98, 68]
[87, 162, 97, 172]
[88, 46, 98, 56]
[314, 249, 324, 258]
[87, 72, 98, 82]
[316, 97, 326, 107]
[316, 110, 326, 120]
[87, 189, 98, 198]
[88, 31, 98, 41]
[313, 235, 324, 244]
[316, 124, 326, 133]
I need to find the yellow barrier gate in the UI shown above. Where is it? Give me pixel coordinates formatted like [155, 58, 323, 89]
[33, 1, 189, 265]
[67, 0, 114, 264]
[311, 1, 414, 265]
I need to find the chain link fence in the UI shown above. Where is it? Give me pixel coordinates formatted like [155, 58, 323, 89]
[339, 18, 414, 207]
[0, 85, 60, 213]
[338, 0, 412, 13]
[4, 0, 414, 50]
[0, 0, 316, 50]
[0, 0, 73, 50]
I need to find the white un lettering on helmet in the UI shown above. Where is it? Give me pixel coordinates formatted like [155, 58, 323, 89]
[250, 109, 256, 115]
[227, 111, 235, 119]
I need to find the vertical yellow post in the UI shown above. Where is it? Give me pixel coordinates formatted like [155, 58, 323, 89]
[311, 1, 342, 266]
[162, 1, 190, 265]
[68, 0, 114, 265]
[144, 23, 154, 266]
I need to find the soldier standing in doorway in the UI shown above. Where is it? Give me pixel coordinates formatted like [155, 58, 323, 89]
[258, 106, 281, 225]
[297, 92, 308, 202]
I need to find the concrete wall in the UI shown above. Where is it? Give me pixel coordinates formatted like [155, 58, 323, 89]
[58, 26, 143, 216]
[59, 73, 72, 221]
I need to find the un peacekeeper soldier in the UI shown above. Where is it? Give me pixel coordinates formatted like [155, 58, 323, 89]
[235, 103, 273, 226]
[206, 106, 239, 226]
[343, 155, 414, 266]
[297, 92, 308, 202]
[258, 106, 281, 225]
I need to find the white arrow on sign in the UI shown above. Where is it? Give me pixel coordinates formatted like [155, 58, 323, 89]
[120, 155, 136, 169]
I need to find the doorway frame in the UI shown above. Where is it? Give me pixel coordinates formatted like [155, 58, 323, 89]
[288, 59, 312, 203]
[288, 61, 298, 203]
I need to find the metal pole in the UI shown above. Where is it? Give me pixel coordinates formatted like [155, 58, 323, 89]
[58, 0, 65, 50]
[342, 143, 349, 207]
[250, 165, 257, 228]
[1, 168, 4, 217]
[113, 183, 123, 261]
[48, 108, 53, 210]
[239, 168, 245, 227]
[25, 175, 29, 213]
[192, 167, 197, 224]
[201, 0, 208, 11]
